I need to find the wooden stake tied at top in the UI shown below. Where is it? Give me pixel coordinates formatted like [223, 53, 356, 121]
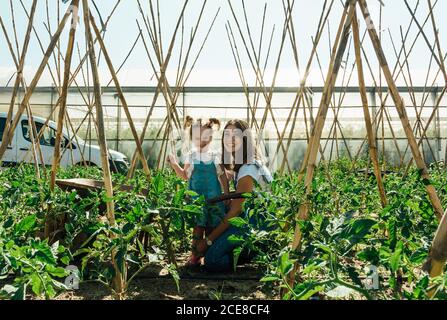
[286, 0, 357, 290]
[358, 0, 444, 220]
[89, 10, 152, 180]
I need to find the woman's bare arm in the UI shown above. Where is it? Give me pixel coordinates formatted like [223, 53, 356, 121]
[207, 176, 254, 242]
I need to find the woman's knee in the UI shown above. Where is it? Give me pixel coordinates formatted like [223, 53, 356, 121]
[202, 227, 243, 271]
[203, 242, 232, 272]
[203, 252, 231, 272]
[203, 245, 222, 266]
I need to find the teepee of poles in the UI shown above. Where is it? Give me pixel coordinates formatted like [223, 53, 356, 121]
[279, 0, 447, 290]
[0, 0, 219, 297]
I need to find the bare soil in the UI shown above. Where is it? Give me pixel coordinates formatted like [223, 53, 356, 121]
[54, 255, 278, 300]
[55, 277, 275, 300]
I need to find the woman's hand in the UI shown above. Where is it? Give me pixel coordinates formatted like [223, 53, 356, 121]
[195, 239, 208, 256]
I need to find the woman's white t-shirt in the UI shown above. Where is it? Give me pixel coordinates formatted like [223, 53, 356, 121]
[235, 161, 273, 189]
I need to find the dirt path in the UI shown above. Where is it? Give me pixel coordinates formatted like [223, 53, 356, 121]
[55, 261, 278, 300]
[56, 277, 276, 300]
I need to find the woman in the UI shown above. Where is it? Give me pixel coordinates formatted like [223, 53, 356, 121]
[195, 119, 273, 272]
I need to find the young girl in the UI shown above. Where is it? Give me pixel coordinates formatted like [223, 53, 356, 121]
[168, 116, 229, 267]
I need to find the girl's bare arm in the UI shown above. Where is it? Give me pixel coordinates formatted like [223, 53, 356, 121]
[168, 155, 189, 180]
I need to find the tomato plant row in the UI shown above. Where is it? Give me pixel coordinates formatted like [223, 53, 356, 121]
[0, 159, 446, 300]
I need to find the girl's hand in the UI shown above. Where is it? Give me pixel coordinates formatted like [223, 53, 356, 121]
[167, 154, 177, 165]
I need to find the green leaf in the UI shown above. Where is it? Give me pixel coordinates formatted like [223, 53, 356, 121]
[60, 256, 71, 266]
[34, 245, 57, 265]
[233, 247, 242, 271]
[14, 214, 37, 234]
[357, 247, 379, 265]
[227, 235, 244, 245]
[279, 252, 293, 276]
[298, 286, 324, 300]
[136, 239, 145, 257]
[228, 217, 247, 228]
[3, 217, 14, 229]
[167, 264, 180, 293]
[390, 241, 404, 273]
[45, 265, 68, 278]
[260, 276, 280, 282]
[153, 173, 165, 195]
[115, 246, 127, 274]
[409, 248, 428, 264]
[30, 273, 43, 296]
[341, 219, 377, 244]
[316, 243, 332, 254]
[387, 220, 397, 250]
[12, 284, 26, 300]
[45, 283, 57, 299]
[184, 190, 199, 197]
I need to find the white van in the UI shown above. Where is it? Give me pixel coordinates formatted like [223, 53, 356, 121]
[0, 113, 130, 174]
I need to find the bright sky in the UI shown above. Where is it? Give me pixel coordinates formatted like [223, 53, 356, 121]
[0, 0, 446, 87]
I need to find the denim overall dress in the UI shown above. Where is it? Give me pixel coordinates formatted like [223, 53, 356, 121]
[188, 158, 226, 228]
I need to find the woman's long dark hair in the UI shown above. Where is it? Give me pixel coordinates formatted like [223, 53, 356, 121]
[221, 119, 262, 172]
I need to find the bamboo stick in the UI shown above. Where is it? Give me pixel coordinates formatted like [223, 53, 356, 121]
[350, 0, 435, 168]
[50, 0, 80, 191]
[424, 208, 447, 288]
[16, 0, 90, 173]
[15, 0, 122, 169]
[352, 9, 387, 207]
[129, 0, 218, 175]
[297, 1, 354, 180]
[82, 0, 123, 298]
[9, 0, 21, 59]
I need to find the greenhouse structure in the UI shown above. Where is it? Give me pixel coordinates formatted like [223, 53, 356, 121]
[0, 0, 447, 303]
